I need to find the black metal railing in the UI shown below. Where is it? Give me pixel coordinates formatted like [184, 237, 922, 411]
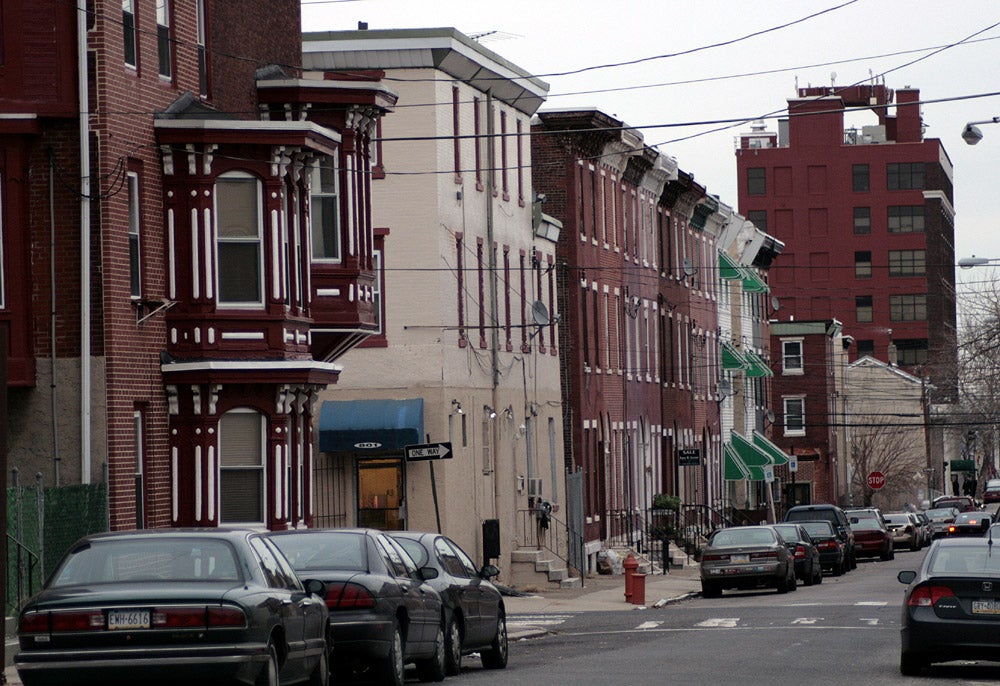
[8, 534, 39, 610]
[515, 509, 585, 583]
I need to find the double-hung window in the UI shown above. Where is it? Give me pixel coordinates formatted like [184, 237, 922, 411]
[783, 397, 806, 436]
[123, 0, 138, 69]
[127, 171, 141, 298]
[310, 156, 341, 262]
[782, 340, 804, 375]
[215, 173, 263, 306]
[219, 410, 265, 525]
[156, 0, 172, 79]
[196, 0, 208, 97]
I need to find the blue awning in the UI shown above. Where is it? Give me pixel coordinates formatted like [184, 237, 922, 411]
[319, 398, 424, 453]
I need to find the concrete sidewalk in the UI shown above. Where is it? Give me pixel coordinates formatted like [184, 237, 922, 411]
[505, 565, 701, 639]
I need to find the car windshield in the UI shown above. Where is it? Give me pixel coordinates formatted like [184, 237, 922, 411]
[50, 537, 241, 587]
[710, 528, 776, 547]
[269, 532, 368, 572]
[955, 513, 987, 525]
[929, 545, 1000, 575]
[851, 520, 883, 531]
[926, 508, 957, 521]
[798, 521, 835, 537]
[392, 537, 429, 568]
[884, 515, 909, 525]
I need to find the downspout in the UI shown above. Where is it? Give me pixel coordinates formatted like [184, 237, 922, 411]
[49, 151, 61, 486]
[77, 0, 92, 484]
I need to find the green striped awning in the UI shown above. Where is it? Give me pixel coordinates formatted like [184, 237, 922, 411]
[721, 341, 748, 371]
[739, 266, 770, 294]
[730, 430, 770, 481]
[719, 251, 743, 280]
[753, 430, 790, 466]
[744, 350, 774, 378]
[724, 442, 751, 480]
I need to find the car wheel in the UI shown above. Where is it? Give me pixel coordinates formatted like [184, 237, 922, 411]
[416, 622, 447, 682]
[803, 561, 815, 587]
[832, 559, 844, 576]
[789, 567, 798, 592]
[480, 610, 509, 670]
[900, 651, 926, 676]
[379, 622, 405, 686]
[880, 545, 893, 562]
[444, 615, 463, 676]
[776, 570, 791, 594]
[701, 580, 722, 598]
[911, 538, 920, 552]
[813, 564, 823, 585]
[256, 641, 279, 686]
[307, 645, 329, 686]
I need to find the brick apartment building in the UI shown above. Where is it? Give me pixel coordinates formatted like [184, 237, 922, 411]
[738, 82, 959, 503]
[1, 1, 393, 529]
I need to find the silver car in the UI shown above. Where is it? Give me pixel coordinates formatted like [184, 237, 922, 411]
[700, 525, 796, 597]
[885, 512, 922, 551]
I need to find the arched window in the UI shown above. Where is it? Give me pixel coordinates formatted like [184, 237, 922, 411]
[215, 173, 263, 306]
[219, 409, 265, 524]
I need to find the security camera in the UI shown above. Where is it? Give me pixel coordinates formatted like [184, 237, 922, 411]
[963, 124, 983, 146]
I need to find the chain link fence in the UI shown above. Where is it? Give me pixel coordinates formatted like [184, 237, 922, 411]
[6, 470, 109, 613]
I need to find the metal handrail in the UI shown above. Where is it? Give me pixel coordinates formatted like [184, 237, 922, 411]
[8, 533, 39, 610]
[515, 508, 585, 582]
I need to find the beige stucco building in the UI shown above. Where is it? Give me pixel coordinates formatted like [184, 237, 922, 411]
[302, 29, 563, 575]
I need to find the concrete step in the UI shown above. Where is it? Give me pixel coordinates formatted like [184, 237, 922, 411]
[510, 549, 543, 564]
[559, 576, 583, 589]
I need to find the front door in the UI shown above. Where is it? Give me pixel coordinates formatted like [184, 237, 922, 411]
[357, 457, 404, 530]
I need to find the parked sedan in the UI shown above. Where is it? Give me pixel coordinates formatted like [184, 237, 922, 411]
[983, 479, 1000, 504]
[946, 511, 992, 537]
[699, 526, 797, 597]
[897, 537, 1000, 674]
[850, 517, 894, 560]
[16, 528, 330, 686]
[391, 532, 508, 674]
[266, 528, 446, 686]
[796, 520, 847, 576]
[884, 512, 922, 551]
[771, 523, 823, 586]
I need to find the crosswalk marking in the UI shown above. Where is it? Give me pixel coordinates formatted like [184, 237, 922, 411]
[860, 618, 880, 625]
[855, 601, 887, 606]
[697, 618, 740, 628]
[636, 621, 663, 630]
[791, 617, 822, 624]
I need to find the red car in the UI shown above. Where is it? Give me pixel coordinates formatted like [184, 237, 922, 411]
[850, 518, 894, 560]
[983, 480, 1000, 504]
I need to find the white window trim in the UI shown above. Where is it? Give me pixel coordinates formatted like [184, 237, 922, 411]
[310, 155, 342, 264]
[215, 172, 265, 308]
[127, 171, 141, 300]
[783, 396, 806, 437]
[781, 338, 804, 376]
[218, 409, 267, 526]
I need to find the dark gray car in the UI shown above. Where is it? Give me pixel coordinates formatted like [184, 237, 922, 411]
[266, 528, 446, 686]
[16, 528, 330, 686]
[391, 531, 508, 675]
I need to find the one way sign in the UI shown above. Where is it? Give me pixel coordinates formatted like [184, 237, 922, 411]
[404, 442, 453, 462]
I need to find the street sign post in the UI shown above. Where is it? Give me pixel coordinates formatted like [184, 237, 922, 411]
[404, 442, 453, 462]
[867, 471, 886, 490]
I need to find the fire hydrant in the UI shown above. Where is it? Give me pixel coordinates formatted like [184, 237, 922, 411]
[623, 553, 646, 605]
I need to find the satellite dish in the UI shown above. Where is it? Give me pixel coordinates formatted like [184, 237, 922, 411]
[765, 408, 776, 424]
[771, 296, 781, 312]
[682, 258, 696, 277]
[531, 300, 550, 326]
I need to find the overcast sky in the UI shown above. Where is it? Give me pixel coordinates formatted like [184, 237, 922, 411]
[301, 0, 1000, 288]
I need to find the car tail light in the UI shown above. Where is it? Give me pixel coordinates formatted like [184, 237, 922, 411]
[816, 540, 837, 550]
[794, 545, 806, 559]
[948, 526, 957, 534]
[20, 612, 49, 634]
[908, 585, 956, 607]
[325, 581, 376, 610]
[701, 553, 728, 562]
[207, 606, 247, 627]
[750, 551, 778, 560]
[50, 610, 105, 632]
[153, 608, 205, 628]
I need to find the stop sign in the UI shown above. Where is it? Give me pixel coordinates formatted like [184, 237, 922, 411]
[867, 471, 886, 490]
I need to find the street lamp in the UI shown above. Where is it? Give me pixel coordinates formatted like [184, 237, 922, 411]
[958, 256, 1000, 269]
[961, 117, 1000, 145]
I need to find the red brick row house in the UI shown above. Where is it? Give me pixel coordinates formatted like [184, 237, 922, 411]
[1, 1, 393, 530]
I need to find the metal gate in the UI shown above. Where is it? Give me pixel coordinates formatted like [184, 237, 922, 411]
[565, 468, 585, 574]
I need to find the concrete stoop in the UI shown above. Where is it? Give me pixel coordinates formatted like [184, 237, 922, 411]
[510, 548, 581, 590]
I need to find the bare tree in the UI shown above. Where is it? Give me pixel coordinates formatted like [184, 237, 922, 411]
[850, 417, 924, 508]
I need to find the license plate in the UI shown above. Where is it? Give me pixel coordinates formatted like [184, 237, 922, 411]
[730, 554, 749, 564]
[108, 609, 150, 630]
[972, 600, 1000, 615]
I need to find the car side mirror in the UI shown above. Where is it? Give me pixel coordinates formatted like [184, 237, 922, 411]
[897, 570, 916, 585]
[480, 564, 500, 579]
[418, 566, 439, 582]
[303, 578, 326, 597]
